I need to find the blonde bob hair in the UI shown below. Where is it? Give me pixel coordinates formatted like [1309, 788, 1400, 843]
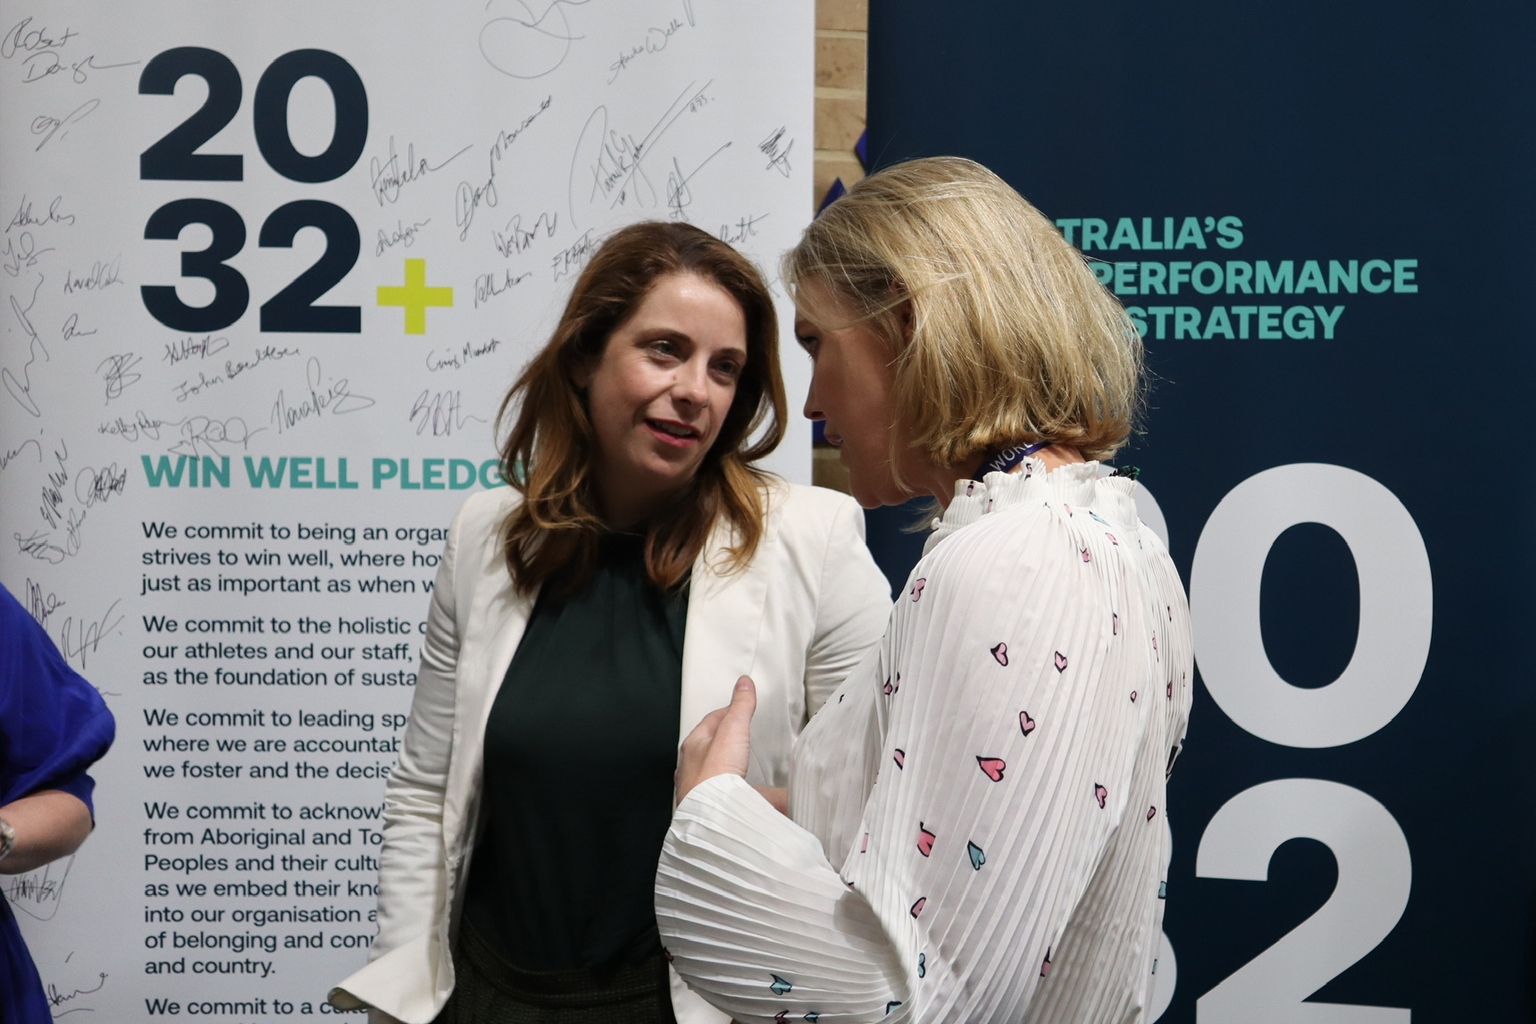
[783, 156, 1142, 468]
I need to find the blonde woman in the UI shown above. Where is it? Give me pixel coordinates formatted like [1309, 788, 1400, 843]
[658, 158, 1194, 1024]
[332, 222, 890, 1024]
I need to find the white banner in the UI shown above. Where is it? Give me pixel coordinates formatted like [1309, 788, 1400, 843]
[0, 1, 813, 1017]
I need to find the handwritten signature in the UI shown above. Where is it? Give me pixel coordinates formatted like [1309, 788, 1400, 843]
[410, 389, 486, 437]
[568, 79, 713, 226]
[97, 352, 142, 402]
[163, 333, 229, 365]
[426, 337, 503, 373]
[666, 142, 731, 220]
[16, 509, 83, 564]
[225, 343, 299, 381]
[97, 410, 169, 443]
[3, 276, 48, 416]
[1, 436, 42, 473]
[455, 96, 552, 242]
[62, 255, 122, 293]
[23, 577, 65, 629]
[480, 0, 590, 80]
[22, 50, 137, 85]
[167, 415, 265, 458]
[45, 971, 108, 1015]
[74, 463, 126, 508]
[375, 218, 430, 257]
[31, 98, 99, 151]
[491, 211, 557, 258]
[1, 18, 77, 59]
[58, 598, 122, 668]
[3, 231, 54, 276]
[718, 213, 770, 246]
[369, 137, 469, 206]
[473, 267, 532, 308]
[758, 127, 793, 178]
[7, 195, 74, 233]
[271, 357, 376, 433]
[607, 16, 689, 84]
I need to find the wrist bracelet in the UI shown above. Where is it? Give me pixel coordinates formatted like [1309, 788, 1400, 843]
[0, 816, 14, 863]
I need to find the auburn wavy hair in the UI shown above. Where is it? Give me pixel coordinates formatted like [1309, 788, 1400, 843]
[496, 221, 786, 597]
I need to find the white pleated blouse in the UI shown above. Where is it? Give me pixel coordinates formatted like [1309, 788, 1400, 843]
[656, 461, 1194, 1024]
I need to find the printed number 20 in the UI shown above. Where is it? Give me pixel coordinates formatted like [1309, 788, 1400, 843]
[138, 47, 367, 332]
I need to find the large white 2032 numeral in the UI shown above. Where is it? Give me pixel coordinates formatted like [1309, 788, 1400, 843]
[1190, 463, 1432, 749]
[1183, 464, 1429, 1021]
[1195, 780, 1411, 1024]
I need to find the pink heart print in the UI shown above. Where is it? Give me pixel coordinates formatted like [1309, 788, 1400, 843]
[1130, 691, 1138, 703]
[1106, 533, 1118, 546]
[893, 748, 906, 768]
[1040, 948, 1052, 978]
[976, 756, 1006, 782]
[1094, 784, 1108, 808]
[861, 832, 869, 853]
[910, 897, 927, 918]
[1147, 806, 1157, 821]
[1019, 710, 1036, 736]
[991, 642, 1009, 666]
[1080, 547, 1091, 563]
[1112, 613, 1119, 636]
[917, 825, 936, 856]
[1053, 651, 1068, 673]
[910, 578, 926, 601]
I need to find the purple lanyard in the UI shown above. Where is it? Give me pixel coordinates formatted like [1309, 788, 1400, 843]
[972, 441, 1051, 481]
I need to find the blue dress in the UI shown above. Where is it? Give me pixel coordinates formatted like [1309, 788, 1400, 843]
[0, 585, 116, 1024]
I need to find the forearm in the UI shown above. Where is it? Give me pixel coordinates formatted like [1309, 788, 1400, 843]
[0, 789, 93, 874]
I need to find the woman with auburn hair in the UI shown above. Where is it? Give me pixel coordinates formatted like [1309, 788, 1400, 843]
[332, 221, 890, 1024]
[657, 157, 1194, 1024]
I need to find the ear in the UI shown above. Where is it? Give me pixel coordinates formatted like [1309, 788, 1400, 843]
[894, 297, 916, 344]
[570, 354, 594, 391]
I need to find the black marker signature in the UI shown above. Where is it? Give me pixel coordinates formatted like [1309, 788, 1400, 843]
[3, 276, 48, 416]
[7, 195, 74, 233]
[271, 357, 376, 433]
[479, 0, 590, 79]
[62, 256, 121, 293]
[758, 127, 793, 178]
[666, 142, 731, 220]
[369, 137, 470, 206]
[39, 440, 68, 528]
[473, 267, 531, 308]
[58, 598, 122, 668]
[97, 410, 168, 442]
[46, 971, 107, 1015]
[718, 213, 769, 246]
[491, 211, 557, 258]
[163, 333, 229, 365]
[455, 96, 553, 243]
[98, 353, 142, 402]
[410, 389, 487, 437]
[1, 18, 77, 59]
[426, 337, 502, 372]
[23, 577, 65, 630]
[74, 463, 126, 508]
[607, 8, 693, 84]
[551, 229, 595, 282]
[167, 415, 265, 458]
[225, 343, 299, 381]
[375, 218, 430, 257]
[31, 99, 99, 151]
[567, 79, 713, 227]
[3, 232, 55, 276]
[1, 437, 41, 473]
[61, 313, 94, 340]
[16, 509, 83, 565]
[22, 50, 137, 85]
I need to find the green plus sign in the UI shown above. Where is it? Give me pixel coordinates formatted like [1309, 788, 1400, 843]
[377, 259, 453, 334]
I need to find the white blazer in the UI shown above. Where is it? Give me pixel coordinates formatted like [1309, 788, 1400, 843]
[331, 481, 891, 1024]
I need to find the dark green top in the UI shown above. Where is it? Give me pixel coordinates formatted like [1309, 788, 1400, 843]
[462, 532, 688, 972]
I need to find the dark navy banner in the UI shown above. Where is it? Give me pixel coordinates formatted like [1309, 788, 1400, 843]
[866, 2, 1536, 1021]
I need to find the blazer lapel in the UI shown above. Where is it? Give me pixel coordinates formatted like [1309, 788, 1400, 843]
[677, 517, 771, 780]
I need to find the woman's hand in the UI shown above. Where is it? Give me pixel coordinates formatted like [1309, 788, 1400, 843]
[675, 676, 757, 804]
